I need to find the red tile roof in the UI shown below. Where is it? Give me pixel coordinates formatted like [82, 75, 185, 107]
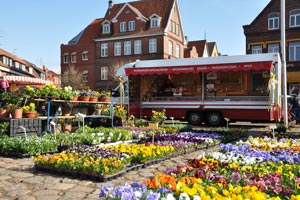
[0, 48, 29, 66]
[104, 0, 174, 34]
[77, 18, 103, 45]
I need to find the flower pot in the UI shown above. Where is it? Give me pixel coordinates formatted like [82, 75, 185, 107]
[11, 108, 23, 119]
[78, 96, 90, 102]
[72, 96, 79, 107]
[89, 97, 98, 102]
[148, 122, 159, 129]
[61, 106, 71, 116]
[23, 111, 36, 118]
[99, 97, 110, 102]
[0, 108, 10, 118]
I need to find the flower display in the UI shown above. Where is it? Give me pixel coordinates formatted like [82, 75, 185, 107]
[151, 109, 166, 122]
[22, 102, 36, 113]
[99, 136, 300, 199]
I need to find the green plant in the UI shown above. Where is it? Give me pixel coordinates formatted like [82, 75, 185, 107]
[151, 109, 166, 122]
[22, 102, 36, 113]
[0, 122, 9, 136]
[114, 105, 127, 118]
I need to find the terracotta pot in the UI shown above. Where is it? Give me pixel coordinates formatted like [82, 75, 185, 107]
[89, 97, 98, 102]
[72, 96, 79, 107]
[61, 106, 71, 116]
[23, 111, 36, 118]
[99, 97, 110, 102]
[78, 96, 90, 102]
[0, 108, 10, 118]
[11, 108, 23, 119]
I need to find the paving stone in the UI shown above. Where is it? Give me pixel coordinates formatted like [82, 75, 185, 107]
[23, 176, 45, 184]
[17, 195, 36, 200]
[47, 183, 75, 191]
[32, 189, 59, 197]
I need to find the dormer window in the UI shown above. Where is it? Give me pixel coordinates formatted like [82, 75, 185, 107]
[150, 14, 161, 28]
[103, 24, 110, 34]
[268, 12, 279, 30]
[290, 9, 300, 28]
[128, 20, 135, 31]
[120, 22, 127, 32]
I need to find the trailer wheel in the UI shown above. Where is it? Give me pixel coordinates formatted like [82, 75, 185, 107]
[205, 112, 223, 126]
[187, 112, 203, 125]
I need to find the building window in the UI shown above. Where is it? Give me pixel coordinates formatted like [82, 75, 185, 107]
[134, 40, 142, 54]
[103, 23, 110, 34]
[82, 51, 88, 61]
[29, 67, 33, 74]
[268, 13, 279, 30]
[124, 41, 131, 55]
[175, 44, 180, 58]
[168, 41, 173, 56]
[114, 42, 122, 56]
[101, 43, 108, 57]
[149, 39, 157, 53]
[251, 45, 262, 54]
[21, 64, 26, 71]
[63, 53, 69, 64]
[268, 43, 279, 53]
[290, 9, 300, 27]
[289, 41, 300, 61]
[82, 71, 88, 82]
[101, 67, 108, 80]
[71, 53, 77, 63]
[15, 62, 20, 69]
[128, 21, 135, 31]
[150, 18, 159, 28]
[120, 22, 127, 32]
[175, 24, 179, 35]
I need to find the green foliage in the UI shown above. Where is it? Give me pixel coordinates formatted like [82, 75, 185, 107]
[0, 122, 9, 136]
[0, 135, 58, 156]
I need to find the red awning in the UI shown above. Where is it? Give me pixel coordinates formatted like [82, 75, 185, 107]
[1, 76, 53, 85]
[125, 61, 273, 75]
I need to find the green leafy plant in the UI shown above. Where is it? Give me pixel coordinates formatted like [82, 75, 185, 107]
[151, 109, 166, 122]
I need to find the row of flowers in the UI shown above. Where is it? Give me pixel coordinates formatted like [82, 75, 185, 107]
[33, 132, 220, 177]
[99, 136, 300, 199]
[23, 85, 111, 100]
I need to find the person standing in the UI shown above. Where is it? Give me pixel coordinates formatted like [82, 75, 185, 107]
[0, 79, 9, 92]
[291, 87, 300, 123]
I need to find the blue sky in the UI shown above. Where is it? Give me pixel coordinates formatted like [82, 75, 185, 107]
[0, 0, 270, 73]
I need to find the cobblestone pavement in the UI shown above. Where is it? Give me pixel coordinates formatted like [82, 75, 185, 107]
[0, 145, 220, 200]
[0, 123, 295, 200]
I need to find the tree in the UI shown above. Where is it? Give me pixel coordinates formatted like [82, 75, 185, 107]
[61, 65, 82, 90]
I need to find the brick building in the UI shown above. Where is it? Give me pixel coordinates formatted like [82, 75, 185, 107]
[243, 0, 300, 92]
[60, 0, 219, 90]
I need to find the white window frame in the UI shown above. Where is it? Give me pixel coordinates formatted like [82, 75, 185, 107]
[290, 9, 300, 28]
[251, 45, 262, 54]
[172, 21, 176, 33]
[175, 44, 180, 58]
[101, 43, 108, 57]
[71, 53, 77, 63]
[29, 67, 33, 74]
[114, 42, 122, 56]
[82, 73, 88, 82]
[150, 18, 158, 28]
[103, 24, 110, 34]
[82, 51, 88, 61]
[168, 40, 173, 56]
[101, 66, 108, 80]
[267, 43, 279, 53]
[128, 20, 135, 31]
[63, 54, 69, 64]
[149, 39, 157, 53]
[134, 40, 142, 55]
[268, 13, 279, 30]
[124, 41, 131, 55]
[289, 41, 300, 61]
[120, 22, 127, 32]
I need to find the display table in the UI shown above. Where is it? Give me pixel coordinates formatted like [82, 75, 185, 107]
[0, 118, 42, 137]
[35, 98, 114, 134]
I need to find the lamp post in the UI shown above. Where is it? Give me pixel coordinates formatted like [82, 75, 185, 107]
[281, 0, 288, 127]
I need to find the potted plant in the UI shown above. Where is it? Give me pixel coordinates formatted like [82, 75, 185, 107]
[6, 92, 24, 119]
[78, 90, 90, 101]
[59, 86, 74, 100]
[99, 90, 111, 102]
[0, 92, 11, 118]
[88, 90, 100, 102]
[149, 109, 166, 129]
[22, 102, 37, 118]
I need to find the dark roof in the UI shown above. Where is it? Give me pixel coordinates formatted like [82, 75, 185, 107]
[68, 18, 103, 45]
[187, 40, 207, 57]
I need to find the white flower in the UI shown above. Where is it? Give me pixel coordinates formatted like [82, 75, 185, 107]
[193, 195, 201, 200]
[179, 192, 190, 200]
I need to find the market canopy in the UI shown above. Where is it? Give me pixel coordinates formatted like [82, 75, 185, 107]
[1, 76, 53, 85]
[125, 53, 278, 76]
[125, 61, 274, 75]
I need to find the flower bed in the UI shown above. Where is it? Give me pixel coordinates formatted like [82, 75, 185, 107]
[99, 136, 300, 199]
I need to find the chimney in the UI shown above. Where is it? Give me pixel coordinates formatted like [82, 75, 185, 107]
[108, 0, 113, 9]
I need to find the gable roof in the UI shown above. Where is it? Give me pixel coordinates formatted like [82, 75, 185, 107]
[0, 48, 28, 66]
[187, 40, 207, 57]
[104, 0, 174, 32]
[68, 18, 103, 45]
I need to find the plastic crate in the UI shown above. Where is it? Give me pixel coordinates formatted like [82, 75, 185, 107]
[8, 118, 42, 137]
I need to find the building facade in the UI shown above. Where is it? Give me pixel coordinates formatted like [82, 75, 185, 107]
[243, 0, 300, 92]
